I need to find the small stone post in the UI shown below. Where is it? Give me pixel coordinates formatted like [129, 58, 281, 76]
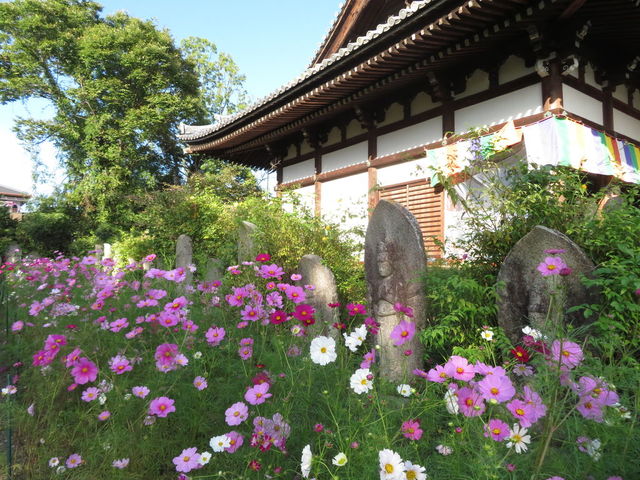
[175, 234, 193, 285]
[296, 254, 339, 338]
[237, 221, 258, 264]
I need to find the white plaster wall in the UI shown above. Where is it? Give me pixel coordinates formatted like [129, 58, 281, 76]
[563, 85, 603, 125]
[282, 159, 315, 183]
[584, 64, 602, 90]
[633, 91, 639, 110]
[282, 185, 316, 215]
[455, 84, 542, 131]
[325, 126, 341, 146]
[377, 117, 442, 157]
[612, 84, 628, 104]
[411, 91, 439, 115]
[284, 144, 297, 161]
[320, 172, 369, 236]
[500, 55, 535, 84]
[377, 159, 425, 186]
[300, 139, 314, 155]
[456, 69, 490, 99]
[377, 102, 404, 128]
[613, 109, 640, 140]
[322, 141, 368, 172]
[346, 118, 366, 138]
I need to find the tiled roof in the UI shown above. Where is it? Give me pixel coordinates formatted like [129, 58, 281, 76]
[0, 184, 30, 197]
[177, 0, 434, 143]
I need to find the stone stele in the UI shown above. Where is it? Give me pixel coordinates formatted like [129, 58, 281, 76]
[297, 254, 339, 338]
[205, 257, 225, 282]
[365, 199, 427, 382]
[237, 221, 258, 264]
[497, 225, 599, 342]
[175, 234, 193, 285]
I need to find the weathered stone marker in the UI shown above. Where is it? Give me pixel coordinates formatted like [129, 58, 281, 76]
[365, 200, 427, 382]
[4, 243, 21, 263]
[237, 221, 258, 264]
[205, 258, 225, 282]
[175, 234, 193, 285]
[497, 225, 599, 342]
[297, 254, 339, 338]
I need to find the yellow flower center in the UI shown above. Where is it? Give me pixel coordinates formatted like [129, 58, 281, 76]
[385, 464, 394, 474]
[562, 350, 570, 357]
[490, 387, 499, 395]
[456, 367, 464, 374]
[361, 379, 368, 385]
[492, 428, 501, 435]
[183, 456, 190, 462]
[320, 347, 327, 353]
[81, 367, 88, 373]
[512, 434, 522, 442]
[406, 471, 417, 480]
[547, 265, 556, 270]
[516, 408, 525, 416]
[160, 405, 166, 411]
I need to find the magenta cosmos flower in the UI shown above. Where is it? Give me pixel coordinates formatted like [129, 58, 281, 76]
[109, 355, 133, 375]
[537, 256, 568, 276]
[484, 418, 510, 441]
[390, 320, 416, 346]
[70, 357, 98, 384]
[155, 343, 179, 366]
[205, 326, 225, 346]
[225, 402, 249, 426]
[550, 339, 583, 369]
[245, 383, 272, 405]
[238, 346, 253, 360]
[149, 396, 176, 417]
[401, 419, 423, 440]
[347, 303, 367, 316]
[224, 431, 244, 453]
[98, 410, 111, 421]
[457, 386, 486, 417]
[172, 447, 200, 473]
[507, 399, 536, 427]
[81, 387, 100, 402]
[477, 374, 515, 404]
[444, 355, 475, 382]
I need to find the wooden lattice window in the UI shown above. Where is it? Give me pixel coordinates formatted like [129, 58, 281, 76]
[379, 179, 444, 258]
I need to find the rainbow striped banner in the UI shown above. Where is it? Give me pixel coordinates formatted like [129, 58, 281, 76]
[424, 116, 640, 185]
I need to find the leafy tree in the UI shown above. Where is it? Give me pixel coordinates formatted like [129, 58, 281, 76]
[180, 36, 249, 122]
[0, 0, 250, 236]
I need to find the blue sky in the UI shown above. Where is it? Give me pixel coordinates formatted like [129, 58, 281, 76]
[0, 0, 341, 194]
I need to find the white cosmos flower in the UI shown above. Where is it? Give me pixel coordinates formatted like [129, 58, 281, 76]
[522, 326, 543, 340]
[48, 457, 60, 468]
[209, 434, 231, 452]
[301, 444, 312, 478]
[343, 324, 367, 352]
[350, 368, 373, 394]
[310, 336, 337, 366]
[480, 329, 494, 341]
[199, 451, 212, 465]
[506, 423, 531, 454]
[444, 388, 459, 415]
[404, 460, 427, 480]
[396, 384, 412, 397]
[378, 448, 405, 480]
[332, 452, 348, 466]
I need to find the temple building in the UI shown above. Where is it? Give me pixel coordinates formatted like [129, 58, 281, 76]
[179, 0, 640, 257]
[1, 184, 30, 220]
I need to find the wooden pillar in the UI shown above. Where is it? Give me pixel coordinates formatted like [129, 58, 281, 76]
[314, 152, 322, 217]
[541, 59, 563, 111]
[367, 127, 379, 216]
[442, 99, 455, 136]
[602, 88, 613, 132]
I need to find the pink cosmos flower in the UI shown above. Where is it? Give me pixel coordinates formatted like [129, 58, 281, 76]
[193, 376, 208, 391]
[173, 447, 200, 473]
[11, 320, 24, 332]
[205, 326, 225, 346]
[149, 396, 176, 417]
[241, 304, 263, 322]
[291, 273, 302, 281]
[576, 397, 604, 422]
[393, 302, 414, 317]
[346, 303, 367, 316]
[484, 418, 510, 441]
[109, 355, 133, 375]
[109, 318, 129, 332]
[238, 346, 253, 360]
[164, 296, 188, 312]
[81, 387, 100, 402]
[537, 256, 568, 276]
[66, 453, 82, 468]
[522, 386, 547, 424]
[457, 387, 486, 417]
[31, 351, 51, 367]
[390, 320, 416, 346]
[245, 383, 272, 405]
[401, 419, 423, 440]
[550, 339, 583, 369]
[158, 311, 179, 328]
[477, 374, 516, 404]
[507, 399, 536, 427]
[225, 402, 249, 426]
[293, 304, 315, 322]
[426, 365, 449, 383]
[360, 349, 376, 369]
[112, 458, 129, 469]
[258, 264, 285, 279]
[71, 358, 98, 384]
[132, 386, 150, 398]
[63, 348, 82, 367]
[255, 253, 271, 262]
[285, 285, 306, 303]
[444, 355, 475, 382]
[575, 376, 619, 406]
[98, 410, 111, 421]
[224, 431, 244, 453]
[269, 310, 288, 325]
[155, 343, 179, 366]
